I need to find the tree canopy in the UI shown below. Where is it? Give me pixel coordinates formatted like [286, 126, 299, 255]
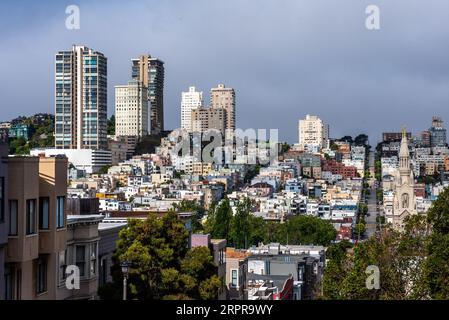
[322, 187, 449, 300]
[204, 198, 337, 248]
[98, 211, 220, 300]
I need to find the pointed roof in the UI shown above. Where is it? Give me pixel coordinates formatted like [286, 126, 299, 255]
[399, 127, 409, 158]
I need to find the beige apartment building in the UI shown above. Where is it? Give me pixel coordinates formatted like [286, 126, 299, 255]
[210, 84, 236, 131]
[191, 107, 226, 133]
[5, 156, 67, 300]
[115, 80, 149, 138]
[3, 155, 102, 300]
[192, 162, 214, 176]
[225, 248, 250, 300]
[131, 55, 165, 134]
[298, 114, 329, 152]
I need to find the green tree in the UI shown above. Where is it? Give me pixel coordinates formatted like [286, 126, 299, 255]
[9, 137, 29, 155]
[354, 221, 366, 240]
[276, 215, 337, 246]
[173, 200, 206, 233]
[321, 240, 353, 299]
[207, 199, 233, 240]
[427, 187, 449, 234]
[107, 115, 116, 136]
[247, 215, 269, 246]
[99, 212, 220, 300]
[322, 215, 430, 300]
[180, 246, 221, 300]
[99, 165, 112, 174]
[118, 212, 188, 299]
[330, 142, 339, 151]
[358, 203, 368, 216]
[340, 136, 353, 144]
[424, 187, 449, 299]
[280, 142, 290, 154]
[229, 198, 252, 248]
[354, 134, 369, 146]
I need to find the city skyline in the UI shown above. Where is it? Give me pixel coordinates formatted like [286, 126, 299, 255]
[1, 0, 449, 143]
[2, 1, 449, 304]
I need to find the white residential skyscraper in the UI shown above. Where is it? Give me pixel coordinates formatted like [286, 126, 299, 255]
[115, 80, 149, 137]
[181, 86, 203, 131]
[54, 45, 107, 150]
[298, 115, 329, 152]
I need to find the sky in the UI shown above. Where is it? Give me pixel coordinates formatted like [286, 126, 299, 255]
[1, 0, 449, 144]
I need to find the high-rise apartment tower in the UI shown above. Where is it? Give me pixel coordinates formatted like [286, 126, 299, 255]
[54, 45, 107, 150]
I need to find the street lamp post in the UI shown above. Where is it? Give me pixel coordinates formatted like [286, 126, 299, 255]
[120, 261, 131, 301]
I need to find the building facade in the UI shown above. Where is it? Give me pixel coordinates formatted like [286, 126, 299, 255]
[4, 156, 68, 300]
[60, 215, 103, 300]
[0, 144, 8, 300]
[108, 136, 137, 166]
[131, 55, 165, 134]
[429, 116, 447, 148]
[390, 130, 417, 230]
[298, 115, 329, 152]
[181, 86, 203, 132]
[210, 84, 236, 131]
[8, 124, 34, 141]
[115, 80, 149, 137]
[55, 45, 108, 150]
[191, 107, 226, 133]
[225, 248, 249, 300]
[30, 149, 112, 174]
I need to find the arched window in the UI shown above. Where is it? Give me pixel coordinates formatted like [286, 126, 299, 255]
[401, 193, 409, 209]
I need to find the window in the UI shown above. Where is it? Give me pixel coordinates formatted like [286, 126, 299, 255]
[76, 245, 86, 277]
[59, 250, 67, 282]
[57, 196, 65, 228]
[90, 242, 97, 276]
[26, 199, 37, 235]
[7, 200, 18, 236]
[231, 269, 238, 287]
[36, 258, 47, 294]
[39, 197, 50, 230]
[219, 248, 226, 265]
[4, 269, 12, 300]
[100, 258, 108, 286]
[0, 177, 4, 222]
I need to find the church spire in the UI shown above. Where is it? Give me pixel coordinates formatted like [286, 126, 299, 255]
[399, 127, 411, 178]
[399, 127, 409, 159]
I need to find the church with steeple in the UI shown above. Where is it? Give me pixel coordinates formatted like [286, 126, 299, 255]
[387, 129, 417, 230]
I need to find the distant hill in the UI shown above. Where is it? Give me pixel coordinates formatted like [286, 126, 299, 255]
[7, 113, 54, 155]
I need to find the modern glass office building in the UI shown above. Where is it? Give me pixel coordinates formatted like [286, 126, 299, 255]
[55, 45, 107, 150]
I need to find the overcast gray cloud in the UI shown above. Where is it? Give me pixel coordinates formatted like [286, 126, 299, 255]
[0, 0, 449, 144]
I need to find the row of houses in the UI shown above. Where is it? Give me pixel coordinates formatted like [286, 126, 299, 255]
[0, 145, 125, 300]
